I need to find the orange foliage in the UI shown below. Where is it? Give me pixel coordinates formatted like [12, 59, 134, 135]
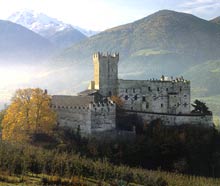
[2, 88, 56, 142]
[110, 96, 124, 108]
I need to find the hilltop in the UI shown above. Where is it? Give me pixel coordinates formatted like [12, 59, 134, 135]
[58, 10, 220, 73]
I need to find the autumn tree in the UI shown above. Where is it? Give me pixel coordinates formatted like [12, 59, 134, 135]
[1, 88, 56, 142]
[110, 95, 124, 108]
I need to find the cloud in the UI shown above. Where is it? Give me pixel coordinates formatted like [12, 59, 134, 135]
[179, 0, 220, 18]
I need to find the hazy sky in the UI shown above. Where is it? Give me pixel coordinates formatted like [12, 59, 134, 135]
[0, 0, 220, 30]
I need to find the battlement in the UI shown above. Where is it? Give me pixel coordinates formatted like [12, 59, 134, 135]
[91, 101, 115, 108]
[52, 100, 115, 112]
[93, 52, 119, 61]
[142, 76, 190, 84]
[52, 104, 90, 110]
[159, 75, 190, 84]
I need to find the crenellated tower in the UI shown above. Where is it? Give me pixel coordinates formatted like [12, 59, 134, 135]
[88, 52, 119, 97]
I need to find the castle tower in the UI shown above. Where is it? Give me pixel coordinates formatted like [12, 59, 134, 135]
[91, 52, 119, 97]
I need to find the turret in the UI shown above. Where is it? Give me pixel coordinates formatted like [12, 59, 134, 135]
[91, 52, 119, 97]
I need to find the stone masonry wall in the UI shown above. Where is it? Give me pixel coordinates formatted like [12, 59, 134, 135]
[53, 106, 92, 135]
[125, 110, 213, 127]
[93, 52, 119, 97]
[118, 79, 190, 114]
[90, 102, 116, 132]
[52, 101, 116, 135]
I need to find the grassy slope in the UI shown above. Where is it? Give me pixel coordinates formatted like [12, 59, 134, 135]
[183, 60, 220, 97]
[1, 171, 220, 186]
[182, 60, 220, 122]
[60, 10, 220, 61]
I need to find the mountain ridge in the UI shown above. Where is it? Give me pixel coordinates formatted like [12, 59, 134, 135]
[0, 19, 56, 63]
[7, 10, 88, 48]
[58, 10, 220, 68]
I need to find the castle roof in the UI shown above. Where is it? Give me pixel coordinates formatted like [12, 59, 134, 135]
[52, 95, 94, 107]
[78, 89, 99, 96]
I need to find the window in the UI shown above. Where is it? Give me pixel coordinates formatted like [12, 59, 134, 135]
[142, 96, 146, 102]
[125, 89, 128, 93]
[161, 104, 163, 108]
[157, 87, 160, 91]
[134, 94, 138, 100]
[180, 87, 182, 92]
[148, 87, 151, 91]
[133, 88, 135, 93]
[131, 107, 133, 110]
[166, 88, 168, 91]
[146, 102, 149, 109]
[125, 95, 128, 100]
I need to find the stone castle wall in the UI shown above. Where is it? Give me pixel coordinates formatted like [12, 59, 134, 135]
[125, 110, 213, 127]
[52, 99, 116, 135]
[53, 105, 92, 134]
[118, 79, 190, 114]
[90, 102, 116, 132]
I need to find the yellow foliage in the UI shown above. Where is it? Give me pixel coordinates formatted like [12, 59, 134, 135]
[110, 95, 124, 108]
[2, 88, 56, 142]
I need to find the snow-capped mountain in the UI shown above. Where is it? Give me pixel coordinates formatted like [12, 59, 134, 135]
[8, 10, 72, 37]
[73, 26, 100, 37]
[8, 10, 89, 48]
[7, 10, 99, 37]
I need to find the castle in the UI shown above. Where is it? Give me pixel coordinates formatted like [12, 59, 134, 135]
[51, 52, 213, 135]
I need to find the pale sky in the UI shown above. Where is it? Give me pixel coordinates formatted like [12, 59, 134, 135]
[0, 0, 220, 31]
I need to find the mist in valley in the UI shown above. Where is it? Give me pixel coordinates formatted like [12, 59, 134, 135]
[0, 60, 93, 109]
